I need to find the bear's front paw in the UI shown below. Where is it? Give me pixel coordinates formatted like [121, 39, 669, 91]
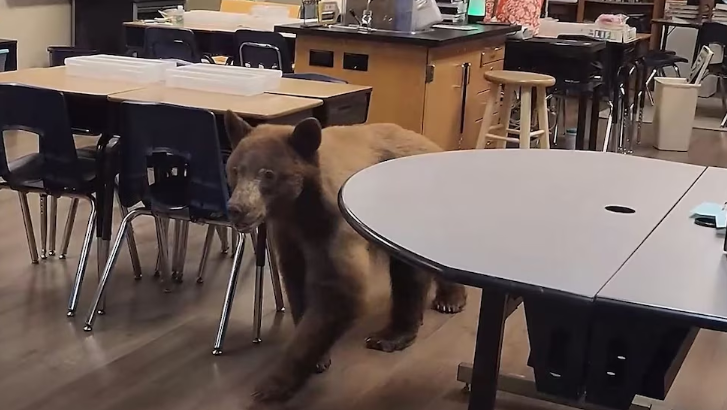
[252, 372, 303, 403]
[365, 327, 418, 352]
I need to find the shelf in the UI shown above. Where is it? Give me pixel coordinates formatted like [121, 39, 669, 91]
[584, 0, 654, 5]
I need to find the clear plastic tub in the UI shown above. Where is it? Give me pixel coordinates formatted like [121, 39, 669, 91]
[165, 64, 273, 96]
[65, 54, 175, 83]
[174, 63, 282, 89]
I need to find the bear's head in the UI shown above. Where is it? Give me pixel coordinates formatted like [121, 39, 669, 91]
[224, 110, 322, 231]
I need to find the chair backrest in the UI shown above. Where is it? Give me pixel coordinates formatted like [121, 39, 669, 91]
[232, 29, 293, 72]
[698, 22, 727, 50]
[118, 102, 229, 221]
[142, 27, 203, 63]
[0, 84, 83, 191]
[220, 0, 300, 18]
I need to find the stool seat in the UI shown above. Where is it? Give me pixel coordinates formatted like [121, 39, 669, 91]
[484, 70, 556, 87]
[476, 70, 553, 150]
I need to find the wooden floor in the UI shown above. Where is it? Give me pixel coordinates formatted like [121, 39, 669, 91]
[2, 124, 727, 410]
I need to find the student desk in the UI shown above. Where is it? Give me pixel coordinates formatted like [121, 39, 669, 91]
[109, 85, 322, 123]
[123, 20, 296, 58]
[505, 37, 606, 150]
[270, 78, 372, 125]
[338, 150, 706, 410]
[651, 18, 702, 54]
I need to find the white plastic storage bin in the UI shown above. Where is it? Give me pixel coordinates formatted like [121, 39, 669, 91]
[653, 77, 700, 151]
[165, 64, 281, 96]
[65, 55, 175, 84]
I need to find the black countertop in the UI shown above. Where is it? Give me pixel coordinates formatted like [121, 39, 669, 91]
[275, 23, 520, 47]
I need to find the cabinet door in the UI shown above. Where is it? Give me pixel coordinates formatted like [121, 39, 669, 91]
[422, 54, 471, 151]
[461, 60, 504, 149]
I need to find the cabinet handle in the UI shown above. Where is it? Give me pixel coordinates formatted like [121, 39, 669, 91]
[458, 62, 471, 136]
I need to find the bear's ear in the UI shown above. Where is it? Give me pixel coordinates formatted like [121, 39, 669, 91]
[289, 117, 322, 158]
[224, 110, 253, 148]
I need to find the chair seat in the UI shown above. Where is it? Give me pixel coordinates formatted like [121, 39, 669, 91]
[644, 53, 688, 67]
[4, 145, 98, 192]
[484, 70, 556, 87]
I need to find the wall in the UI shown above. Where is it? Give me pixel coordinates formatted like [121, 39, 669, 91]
[0, 0, 71, 68]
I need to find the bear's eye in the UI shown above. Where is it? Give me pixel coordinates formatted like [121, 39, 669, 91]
[259, 169, 276, 181]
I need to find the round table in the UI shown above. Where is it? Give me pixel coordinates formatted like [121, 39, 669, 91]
[338, 149, 705, 410]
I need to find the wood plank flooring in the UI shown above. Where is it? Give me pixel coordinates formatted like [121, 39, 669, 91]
[1, 125, 727, 410]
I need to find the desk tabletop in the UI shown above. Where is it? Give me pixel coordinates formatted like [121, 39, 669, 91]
[268, 78, 371, 99]
[598, 166, 727, 329]
[339, 150, 705, 298]
[651, 18, 703, 28]
[0, 67, 145, 96]
[124, 20, 297, 38]
[109, 85, 322, 119]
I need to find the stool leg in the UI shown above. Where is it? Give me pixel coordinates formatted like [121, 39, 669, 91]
[536, 87, 550, 149]
[475, 84, 501, 149]
[519, 87, 532, 149]
[497, 85, 515, 149]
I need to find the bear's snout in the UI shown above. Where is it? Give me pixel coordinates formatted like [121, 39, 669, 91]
[227, 202, 262, 231]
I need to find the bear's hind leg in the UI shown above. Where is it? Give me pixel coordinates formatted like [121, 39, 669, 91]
[432, 277, 467, 314]
[366, 257, 431, 353]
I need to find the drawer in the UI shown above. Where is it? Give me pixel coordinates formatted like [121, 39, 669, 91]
[460, 112, 500, 150]
[470, 59, 504, 94]
[479, 46, 505, 65]
[464, 88, 499, 132]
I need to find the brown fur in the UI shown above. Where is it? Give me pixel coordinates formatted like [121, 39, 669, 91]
[223, 112, 467, 404]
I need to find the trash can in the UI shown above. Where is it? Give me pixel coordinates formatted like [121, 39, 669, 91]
[653, 77, 700, 152]
[47, 46, 99, 67]
[0, 48, 8, 72]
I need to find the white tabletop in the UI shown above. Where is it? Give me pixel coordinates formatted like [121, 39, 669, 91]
[598, 166, 727, 326]
[340, 150, 705, 297]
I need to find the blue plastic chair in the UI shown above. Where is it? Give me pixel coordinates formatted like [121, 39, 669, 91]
[82, 102, 283, 355]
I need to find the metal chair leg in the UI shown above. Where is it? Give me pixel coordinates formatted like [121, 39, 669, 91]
[231, 229, 239, 259]
[721, 110, 727, 128]
[40, 194, 47, 259]
[267, 236, 285, 313]
[83, 209, 142, 331]
[646, 68, 657, 105]
[674, 64, 682, 78]
[217, 226, 229, 254]
[171, 220, 183, 276]
[117, 197, 143, 280]
[155, 217, 173, 291]
[154, 218, 170, 278]
[196, 225, 216, 284]
[171, 221, 189, 283]
[18, 192, 39, 264]
[59, 198, 79, 259]
[602, 101, 614, 152]
[212, 231, 247, 355]
[49, 196, 57, 256]
[66, 198, 96, 317]
[252, 226, 267, 343]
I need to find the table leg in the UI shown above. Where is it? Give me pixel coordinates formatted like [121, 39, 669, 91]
[588, 85, 601, 151]
[94, 133, 114, 313]
[660, 25, 668, 51]
[576, 93, 588, 150]
[468, 288, 508, 410]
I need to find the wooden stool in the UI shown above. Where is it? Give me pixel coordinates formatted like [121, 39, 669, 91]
[475, 70, 556, 150]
